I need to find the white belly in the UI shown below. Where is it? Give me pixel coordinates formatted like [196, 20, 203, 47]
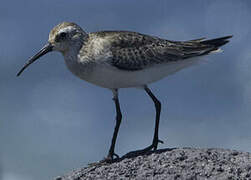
[76, 57, 201, 89]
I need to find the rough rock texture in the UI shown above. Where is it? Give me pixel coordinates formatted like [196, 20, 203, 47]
[55, 148, 251, 180]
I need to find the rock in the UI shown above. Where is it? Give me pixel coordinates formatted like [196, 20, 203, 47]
[55, 148, 251, 180]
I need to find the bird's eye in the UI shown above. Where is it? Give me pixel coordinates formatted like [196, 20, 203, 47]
[55, 32, 67, 42]
[60, 32, 67, 39]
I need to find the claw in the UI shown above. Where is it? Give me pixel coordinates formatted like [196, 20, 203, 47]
[152, 138, 164, 150]
[101, 152, 120, 163]
[112, 152, 120, 159]
[158, 139, 164, 144]
[123, 138, 164, 158]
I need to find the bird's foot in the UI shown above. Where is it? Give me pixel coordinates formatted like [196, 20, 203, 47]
[100, 152, 120, 164]
[123, 138, 164, 158]
[152, 139, 164, 150]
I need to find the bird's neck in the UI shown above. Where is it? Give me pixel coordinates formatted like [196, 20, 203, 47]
[63, 38, 94, 79]
[62, 34, 87, 64]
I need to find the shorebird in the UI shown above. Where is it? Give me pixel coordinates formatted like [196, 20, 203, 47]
[17, 22, 232, 162]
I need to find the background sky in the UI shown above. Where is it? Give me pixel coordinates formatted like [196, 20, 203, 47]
[1, 0, 251, 180]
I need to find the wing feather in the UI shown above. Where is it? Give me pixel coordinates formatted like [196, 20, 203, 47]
[94, 31, 232, 71]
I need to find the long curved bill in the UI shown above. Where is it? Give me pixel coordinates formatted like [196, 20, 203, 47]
[16, 43, 53, 76]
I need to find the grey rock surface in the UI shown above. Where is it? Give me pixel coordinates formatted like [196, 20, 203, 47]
[55, 148, 251, 180]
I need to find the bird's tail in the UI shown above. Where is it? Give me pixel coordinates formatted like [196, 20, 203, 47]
[199, 35, 233, 54]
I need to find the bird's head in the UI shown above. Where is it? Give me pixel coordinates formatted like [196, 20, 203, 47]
[17, 22, 87, 76]
[49, 22, 87, 53]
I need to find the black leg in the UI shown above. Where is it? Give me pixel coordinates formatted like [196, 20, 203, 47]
[144, 86, 163, 150]
[123, 85, 163, 158]
[106, 89, 122, 161]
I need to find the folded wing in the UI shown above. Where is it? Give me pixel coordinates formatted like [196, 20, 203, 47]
[105, 32, 232, 71]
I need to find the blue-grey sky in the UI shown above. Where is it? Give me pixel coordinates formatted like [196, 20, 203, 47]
[1, 0, 251, 180]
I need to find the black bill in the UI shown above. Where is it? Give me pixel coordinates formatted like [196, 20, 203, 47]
[16, 43, 53, 76]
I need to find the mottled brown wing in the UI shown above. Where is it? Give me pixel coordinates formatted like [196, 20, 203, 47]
[106, 32, 232, 71]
